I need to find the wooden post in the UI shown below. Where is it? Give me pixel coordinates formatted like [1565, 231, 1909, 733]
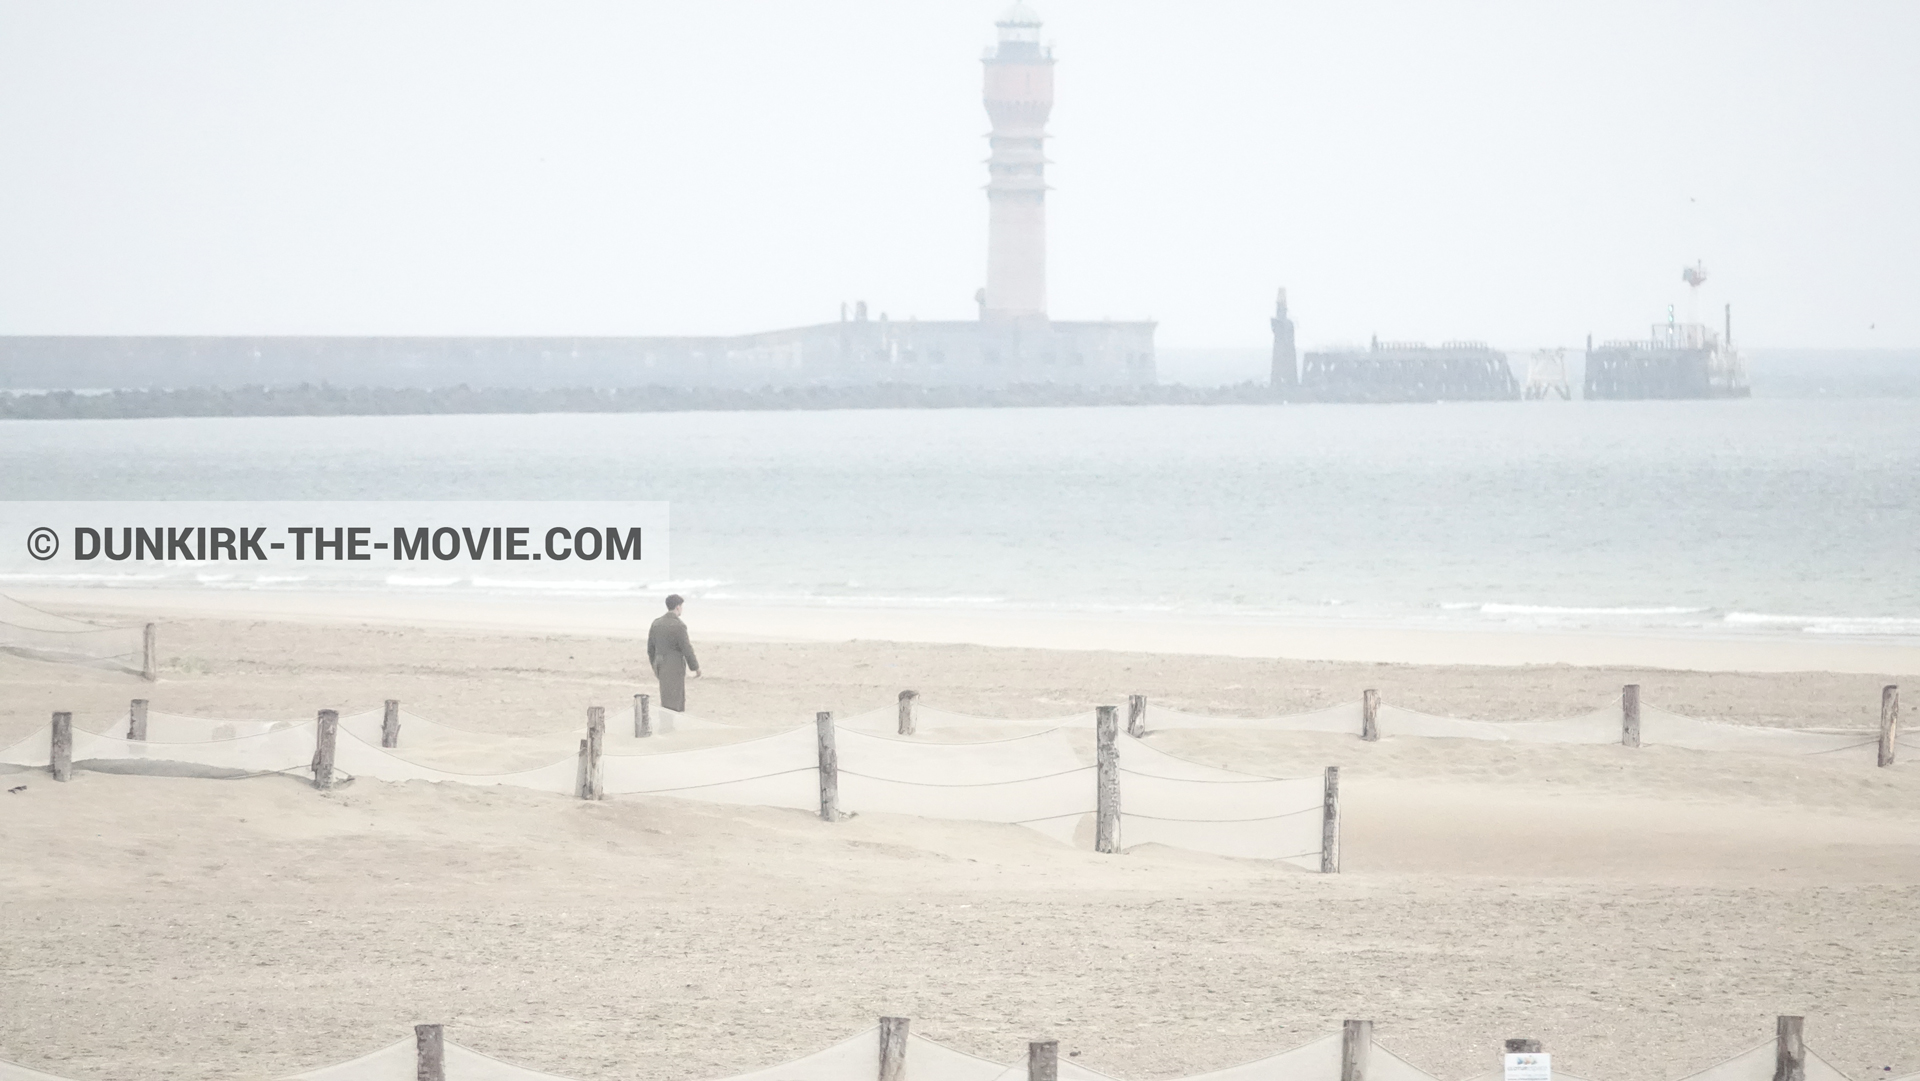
[141, 623, 156, 682]
[580, 706, 605, 800]
[50, 712, 73, 782]
[1028, 1040, 1058, 1081]
[127, 698, 149, 741]
[312, 709, 338, 790]
[590, 706, 606, 798]
[1880, 685, 1900, 768]
[415, 1023, 445, 1081]
[1095, 704, 1120, 854]
[1127, 693, 1147, 737]
[1772, 1016, 1805, 1081]
[898, 690, 918, 736]
[1340, 1020, 1372, 1081]
[1361, 689, 1380, 742]
[1321, 766, 1341, 873]
[817, 711, 839, 822]
[381, 699, 401, 748]
[1505, 1040, 1543, 1054]
[878, 1016, 909, 1081]
[635, 693, 652, 738]
[1622, 683, 1641, 747]
[575, 739, 589, 797]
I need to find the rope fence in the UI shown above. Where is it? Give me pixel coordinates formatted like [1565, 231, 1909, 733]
[0, 1014, 1885, 1081]
[2, 682, 1907, 869]
[0, 699, 1334, 869]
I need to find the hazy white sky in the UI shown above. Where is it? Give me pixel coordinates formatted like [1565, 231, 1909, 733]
[1, 2, 1914, 347]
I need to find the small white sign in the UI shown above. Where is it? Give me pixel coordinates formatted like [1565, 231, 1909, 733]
[1504, 1054, 1550, 1081]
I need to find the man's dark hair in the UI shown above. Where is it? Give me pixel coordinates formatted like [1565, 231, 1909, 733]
[665, 594, 684, 611]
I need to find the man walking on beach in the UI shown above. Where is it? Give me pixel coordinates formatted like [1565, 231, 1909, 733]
[647, 594, 701, 712]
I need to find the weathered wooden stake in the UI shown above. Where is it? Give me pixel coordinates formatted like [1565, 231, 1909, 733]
[581, 706, 605, 800]
[1321, 766, 1341, 873]
[1622, 683, 1641, 748]
[312, 709, 338, 790]
[50, 712, 73, 782]
[1127, 693, 1147, 738]
[1028, 1040, 1058, 1081]
[898, 690, 918, 736]
[127, 698, 149, 741]
[635, 693, 652, 738]
[141, 623, 157, 682]
[1361, 689, 1380, 742]
[415, 1023, 445, 1081]
[1095, 704, 1120, 854]
[575, 739, 589, 796]
[381, 699, 401, 748]
[1880, 685, 1900, 768]
[1772, 1016, 1805, 1081]
[878, 1016, 910, 1081]
[1504, 1039, 1543, 1054]
[817, 711, 839, 821]
[1340, 1020, 1372, 1081]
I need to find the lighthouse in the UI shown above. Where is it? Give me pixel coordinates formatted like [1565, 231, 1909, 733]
[981, 2, 1053, 323]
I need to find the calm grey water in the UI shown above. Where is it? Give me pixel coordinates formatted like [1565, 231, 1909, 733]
[2, 399, 1916, 639]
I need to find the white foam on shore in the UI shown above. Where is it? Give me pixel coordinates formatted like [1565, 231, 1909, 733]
[468, 577, 642, 592]
[1727, 611, 1920, 635]
[1450, 603, 1709, 617]
[704, 590, 1011, 608]
[0, 571, 171, 584]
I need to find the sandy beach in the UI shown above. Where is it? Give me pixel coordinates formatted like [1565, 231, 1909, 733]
[2, 593, 1918, 1081]
[13, 587, 1920, 677]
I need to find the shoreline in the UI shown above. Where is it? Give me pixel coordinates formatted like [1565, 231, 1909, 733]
[12, 586, 1919, 675]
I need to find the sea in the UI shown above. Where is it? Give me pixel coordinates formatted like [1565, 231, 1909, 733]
[2, 397, 1917, 642]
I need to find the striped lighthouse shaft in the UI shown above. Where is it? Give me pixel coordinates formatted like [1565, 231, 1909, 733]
[982, 5, 1053, 322]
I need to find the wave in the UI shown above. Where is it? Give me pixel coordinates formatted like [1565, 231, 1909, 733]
[0, 571, 172, 584]
[468, 577, 642, 593]
[1444, 602, 1709, 617]
[1805, 623, 1920, 636]
[702, 590, 1012, 608]
[1725, 612, 1920, 636]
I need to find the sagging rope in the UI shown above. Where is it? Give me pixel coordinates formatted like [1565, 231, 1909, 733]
[1119, 804, 1321, 824]
[836, 765, 1095, 787]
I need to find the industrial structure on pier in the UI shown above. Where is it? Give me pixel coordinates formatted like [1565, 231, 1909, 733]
[0, 4, 1154, 393]
[1584, 267, 1749, 399]
[1267, 262, 1749, 402]
[1297, 339, 1520, 402]
[1269, 291, 1519, 402]
[1584, 317, 1749, 399]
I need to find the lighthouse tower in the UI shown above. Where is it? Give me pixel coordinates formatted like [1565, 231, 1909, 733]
[981, 2, 1053, 323]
